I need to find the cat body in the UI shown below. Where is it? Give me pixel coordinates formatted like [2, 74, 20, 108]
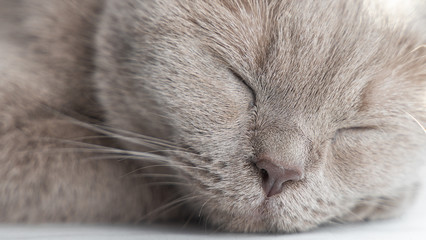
[0, 0, 425, 232]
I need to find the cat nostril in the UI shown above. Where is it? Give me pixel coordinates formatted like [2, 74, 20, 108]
[260, 168, 268, 180]
[255, 157, 303, 197]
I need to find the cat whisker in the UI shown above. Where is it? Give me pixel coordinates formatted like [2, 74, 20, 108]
[355, 199, 399, 209]
[82, 127, 176, 150]
[342, 210, 367, 222]
[140, 194, 200, 222]
[123, 164, 207, 177]
[34, 137, 173, 161]
[66, 135, 119, 142]
[33, 137, 204, 172]
[203, 207, 216, 231]
[144, 148, 200, 156]
[198, 197, 214, 218]
[212, 221, 228, 233]
[89, 123, 185, 150]
[41, 146, 171, 162]
[124, 173, 187, 180]
[39, 107, 183, 150]
[141, 181, 192, 187]
[32, 139, 205, 175]
[181, 211, 197, 230]
[76, 154, 169, 163]
[409, 44, 426, 54]
[326, 218, 346, 226]
[403, 111, 426, 134]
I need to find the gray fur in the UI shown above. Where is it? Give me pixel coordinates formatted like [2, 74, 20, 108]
[0, 0, 425, 233]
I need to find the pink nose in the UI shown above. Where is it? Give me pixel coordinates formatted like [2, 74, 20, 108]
[255, 157, 303, 197]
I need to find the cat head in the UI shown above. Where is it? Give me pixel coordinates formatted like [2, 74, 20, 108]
[95, 0, 426, 232]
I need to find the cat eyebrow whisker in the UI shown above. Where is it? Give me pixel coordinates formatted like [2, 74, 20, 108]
[403, 111, 426, 134]
[409, 44, 426, 54]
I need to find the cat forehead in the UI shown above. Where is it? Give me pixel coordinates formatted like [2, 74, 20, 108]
[166, 1, 389, 110]
[136, 0, 420, 118]
[168, 3, 378, 72]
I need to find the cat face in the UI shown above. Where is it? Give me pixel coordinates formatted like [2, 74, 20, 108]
[96, 0, 426, 232]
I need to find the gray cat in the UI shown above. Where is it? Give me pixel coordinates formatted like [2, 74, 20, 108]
[0, 0, 425, 233]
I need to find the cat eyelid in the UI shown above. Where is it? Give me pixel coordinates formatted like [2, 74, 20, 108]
[229, 69, 257, 105]
[336, 126, 377, 133]
[340, 126, 376, 131]
[332, 126, 377, 142]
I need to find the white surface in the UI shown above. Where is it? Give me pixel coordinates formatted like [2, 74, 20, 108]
[0, 212, 425, 240]
[1, 169, 425, 240]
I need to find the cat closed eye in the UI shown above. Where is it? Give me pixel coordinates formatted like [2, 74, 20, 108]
[337, 126, 377, 132]
[229, 69, 256, 108]
[333, 126, 377, 141]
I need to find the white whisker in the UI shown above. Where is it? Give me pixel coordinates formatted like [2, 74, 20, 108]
[404, 111, 426, 134]
[125, 173, 187, 180]
[142, 182, 191, 187]
[198, 197, 214, 218]
[140, 195, 200, 221]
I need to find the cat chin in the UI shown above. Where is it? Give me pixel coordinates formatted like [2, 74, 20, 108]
[193, 182, 420, 233]
[197, 197, 326, 233]
[205, 212, 319, 233]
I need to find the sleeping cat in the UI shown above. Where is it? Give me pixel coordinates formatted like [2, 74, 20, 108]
[0, 0, 425, 233]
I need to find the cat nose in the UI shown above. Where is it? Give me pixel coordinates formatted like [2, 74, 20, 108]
[255, 157, 304, 197]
